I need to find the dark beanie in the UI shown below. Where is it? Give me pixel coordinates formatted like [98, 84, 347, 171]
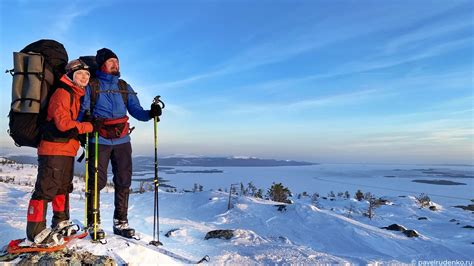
[96, 48, 118, 67]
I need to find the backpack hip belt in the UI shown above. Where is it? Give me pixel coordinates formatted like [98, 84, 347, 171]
[98, 116, 131, 139]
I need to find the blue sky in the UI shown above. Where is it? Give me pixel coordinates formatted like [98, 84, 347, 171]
[0, 0, 472, 164]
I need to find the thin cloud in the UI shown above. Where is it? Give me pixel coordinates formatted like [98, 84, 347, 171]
[153, 3, 470, 90]
[46, 3, 103, 38]
[230, 88, 388, 115]
[385, 19, 473, 54]
[344, 126, 473, 149]
[341, 36, 473, 76]
[286, 89, 384, 109]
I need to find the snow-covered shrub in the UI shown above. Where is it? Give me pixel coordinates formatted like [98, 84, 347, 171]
[363, 193, 377, 220]
[328, 191, 336, 198]
[344, 191, 351, 199]
[346, 203, 356, 218]
[355, 190, 364, 201]
[416, 193, 431, 208]
[247, 182, 257, 196]
[267, 182, 291, 203]
[311, 193, 319, 203]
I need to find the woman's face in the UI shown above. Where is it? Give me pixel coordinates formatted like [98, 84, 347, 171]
[73, 69, 90, 87]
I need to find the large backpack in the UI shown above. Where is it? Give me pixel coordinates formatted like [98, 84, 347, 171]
[7, 39, 68, 147]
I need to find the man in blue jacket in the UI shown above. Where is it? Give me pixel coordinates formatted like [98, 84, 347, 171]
[79, 48, 162, 239]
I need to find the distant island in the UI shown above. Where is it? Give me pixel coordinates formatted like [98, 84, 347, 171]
[165, 169, 224, 174]
[412, 179, 467, 186]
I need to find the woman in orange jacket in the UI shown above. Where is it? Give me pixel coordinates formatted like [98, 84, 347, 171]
[26, 59, 94, 246]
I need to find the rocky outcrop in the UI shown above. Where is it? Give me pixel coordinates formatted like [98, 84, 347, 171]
[165, 228, 181, 238]
[204, 229, 235, 240]
[17, 249, 114, 265]
[381, 224, 407, 232]
[381, 224, 420, 238]
[403, 230, 420, 238]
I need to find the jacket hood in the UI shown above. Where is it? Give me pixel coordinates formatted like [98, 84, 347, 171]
[60, 75, 86, 97]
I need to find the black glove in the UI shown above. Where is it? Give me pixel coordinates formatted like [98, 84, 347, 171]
[67, 128, 79, 139]
[78, 134, 87, 147]
[92, 119, 104, 133]
[149, 103, 162, 118]
[82, 112, 93, 123]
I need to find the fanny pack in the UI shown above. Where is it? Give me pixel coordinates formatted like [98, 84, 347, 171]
[98, 116, 131, 139]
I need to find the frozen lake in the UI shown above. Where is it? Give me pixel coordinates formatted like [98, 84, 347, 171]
[133, 163, 473, 206]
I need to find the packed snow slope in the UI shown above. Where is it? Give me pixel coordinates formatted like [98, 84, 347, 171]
[0, 158, 472, 264]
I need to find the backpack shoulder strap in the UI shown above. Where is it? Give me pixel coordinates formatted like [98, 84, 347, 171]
[118, 79, 128, 107]
[57, 82, 74, 118]
[88, 78, 130, 112]
[88, 78, 99, 115]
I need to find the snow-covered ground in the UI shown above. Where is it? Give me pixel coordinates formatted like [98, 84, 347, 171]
[0, 157, 473, 264]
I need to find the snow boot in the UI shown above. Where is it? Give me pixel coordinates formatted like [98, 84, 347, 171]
[52, 194, 70, 228]
[26, 199, 48, 242]
[33, 228, 64, 247]
[113, 219, 135, 238]
[88, 224, 106, 241]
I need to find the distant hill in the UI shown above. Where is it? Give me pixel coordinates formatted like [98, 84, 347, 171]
[6, 155, 316, 172]
[156, 156, 316, 167]
[7, 155, 316, 167]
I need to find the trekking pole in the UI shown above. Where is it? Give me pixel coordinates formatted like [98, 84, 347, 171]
[84, 131, 89, 229]
[150, 96, 164, 246]
[93, 131, 99, 241]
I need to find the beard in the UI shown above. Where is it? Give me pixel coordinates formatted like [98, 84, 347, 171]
[111, 70, 120, 76]
[110, 66, 120, 76]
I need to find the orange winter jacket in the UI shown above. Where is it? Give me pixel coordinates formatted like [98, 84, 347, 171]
[38, 75, 93, 157]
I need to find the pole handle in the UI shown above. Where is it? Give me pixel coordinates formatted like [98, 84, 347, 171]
[152, 96, 165, 109]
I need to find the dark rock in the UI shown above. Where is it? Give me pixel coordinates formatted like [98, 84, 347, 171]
[165, 228, 180, 238]
[382, 224, 407, 232]
[449, 219, 457, 222]
[429, 206, 437, 211]
[462, 225, 474, 229]
[418, 217, 428, 220]
[205, 229, 235, 240]
[275, 205, 287, 212]
[453, 204, 474, 211]
[376, 199, 390, 206]
[403, 229, 420, 237]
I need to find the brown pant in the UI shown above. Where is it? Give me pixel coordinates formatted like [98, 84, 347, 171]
[87, 142, 132, 226]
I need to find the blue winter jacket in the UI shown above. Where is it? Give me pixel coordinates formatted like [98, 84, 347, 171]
[78, 71, 151, 145]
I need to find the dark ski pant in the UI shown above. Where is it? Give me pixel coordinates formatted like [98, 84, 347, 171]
[26, 155, 74, 241]
[87, 142, 132, 226]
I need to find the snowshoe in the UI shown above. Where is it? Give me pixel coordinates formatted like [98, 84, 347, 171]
[33, 228, 64, 247]
[113, 219, 136, 239]
[1, 228, 87, 258]
[5, 238, 67, 255]
[54, 220, 80, 237]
